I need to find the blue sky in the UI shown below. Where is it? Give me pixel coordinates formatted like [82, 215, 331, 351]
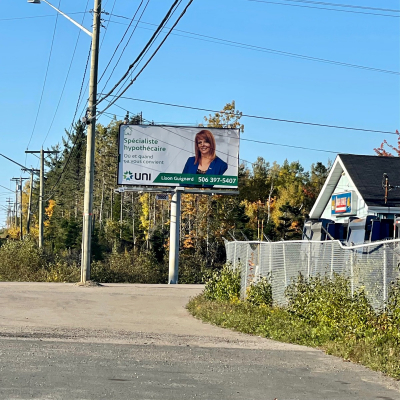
[0, 0, 399, 226]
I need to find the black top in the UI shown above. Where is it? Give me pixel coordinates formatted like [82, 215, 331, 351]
[339, 154, 400, 207]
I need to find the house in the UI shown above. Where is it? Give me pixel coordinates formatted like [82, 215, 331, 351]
[305, 154, 400, 243]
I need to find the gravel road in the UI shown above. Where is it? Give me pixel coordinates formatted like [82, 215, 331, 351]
[0, 282, 398, 400]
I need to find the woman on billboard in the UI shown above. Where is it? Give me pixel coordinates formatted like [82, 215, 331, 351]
[182, 130, 228, 175]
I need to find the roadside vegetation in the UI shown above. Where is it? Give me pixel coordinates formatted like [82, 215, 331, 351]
[187, 266, 400, 380]
[0, 236, 210, 284]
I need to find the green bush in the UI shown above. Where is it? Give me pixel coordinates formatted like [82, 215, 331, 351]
[246, 276, 273, 307]
[178, 253, 214, 284]
[387, 279, 400, 330]
[204, 264, 241, 302]
[91, 249, 167, 283]
[45, 259, 80, 282]
[0, 237, 47, 281]
[285, 273, 375, 339]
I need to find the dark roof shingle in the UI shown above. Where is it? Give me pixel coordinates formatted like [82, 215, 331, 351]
[339, 154, 400, 207]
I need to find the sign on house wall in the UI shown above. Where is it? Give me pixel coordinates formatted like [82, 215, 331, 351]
[331, 192, 357, 216]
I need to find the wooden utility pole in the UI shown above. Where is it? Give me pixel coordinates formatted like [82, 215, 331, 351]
[25, 149, 58, 247]
[22, 168, 39, 235]
[81, 0, 101, 283]
[12, 177, 28, 239]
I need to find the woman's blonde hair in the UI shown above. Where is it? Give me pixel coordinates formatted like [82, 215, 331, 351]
[194, 130, 216, 164]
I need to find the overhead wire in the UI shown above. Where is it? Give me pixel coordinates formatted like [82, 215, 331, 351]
[101, 0, 152, 92]
[99, 0, 117, 48]
[96, 0, 182, 107]
[98, 0, 149, 87]
[246, 0, 400, 17]
[102, 101, 339, 155]
[40, 41, 92, 202]
[109, 15, 399, 76]
[26, 0, 61, 154]
[0, 12, 87, 21]
[101, 3, 182, 111]
[74, 3, 117, 131]
[272, 0, 400, 13]
[99, 94, 399, 136]
[41, 0, 91, 147]
[95, 0, 194, 118]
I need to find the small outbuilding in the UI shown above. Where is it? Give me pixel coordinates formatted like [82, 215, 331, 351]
[305, 154, 400, 243]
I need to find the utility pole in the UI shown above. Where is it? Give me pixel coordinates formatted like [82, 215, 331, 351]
[11, 177, 28, 239]
[6, 198, 12, 229]
[25, 149, 58, 247]
[22, 168, 39, 235]
[19, 177, 28, 239]
[11, 179, 19, 230]
[81, 0, 101, 283]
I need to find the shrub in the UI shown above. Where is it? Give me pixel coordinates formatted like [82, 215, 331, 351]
[91, 249, 167, 283]
[387, 279, 400, 329]
[45, 258, 80, 282]
[178, 253, 214, 284]
[285, 273, 376, 339]
[246, 276, 273, 306]
[0, 236, 47, 281]
[204, 264, 241, 302]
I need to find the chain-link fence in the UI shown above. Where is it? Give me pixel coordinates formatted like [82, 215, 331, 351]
[225, 239, 400, 310]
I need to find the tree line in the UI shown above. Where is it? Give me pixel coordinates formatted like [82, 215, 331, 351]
[4, 102, 329, 270]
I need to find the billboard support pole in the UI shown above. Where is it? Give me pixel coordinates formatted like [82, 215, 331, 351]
[169, 188, 182, 284]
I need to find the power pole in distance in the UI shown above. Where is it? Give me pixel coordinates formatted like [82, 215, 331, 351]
[22, 168, 39, 235]
[15, 177, 28, 239]
[25, 149, 58, 248]
[6, 198, 13, 229]
[10, 179, 19, 230]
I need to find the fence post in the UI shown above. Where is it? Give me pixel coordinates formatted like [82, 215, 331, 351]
[244, 244, 250, 296]
[307, 241, 312, 279]
[269, 243, 272, 276]
[233, 242, 237, 269]
[283, 242, 287, 287]
[350, 249, 354, 297]
[383, 244, 387, 306]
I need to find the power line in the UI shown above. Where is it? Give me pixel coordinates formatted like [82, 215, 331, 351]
[109, 16, 399, 76]
[246, 0, 400, 17]
[96, 0, 193, 118]
[99, 94, 399, 136]
[98, 0, 149, 86]
[102, 103, 339, 155]
[96, 0, 182, 106]
[26, 0, 61, 153]
[101, 5, 183, 113]
[254, 0, 400, 13]
[40, 41, 92, 202]
[0, 12, 87, 21]
[101, 4, 183, 117]
[42, 0, 91, 147]
[100, 0, 118, 48]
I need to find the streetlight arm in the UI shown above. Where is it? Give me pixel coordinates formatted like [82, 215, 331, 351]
[31, 0, 92, 37]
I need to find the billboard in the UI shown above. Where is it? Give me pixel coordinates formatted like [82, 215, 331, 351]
[118, 125, 240, 188]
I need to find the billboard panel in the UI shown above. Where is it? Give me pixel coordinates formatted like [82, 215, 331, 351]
[118, 125, 240, 188]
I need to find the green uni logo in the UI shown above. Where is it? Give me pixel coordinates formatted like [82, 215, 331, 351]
[123, 171, 133, 181]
